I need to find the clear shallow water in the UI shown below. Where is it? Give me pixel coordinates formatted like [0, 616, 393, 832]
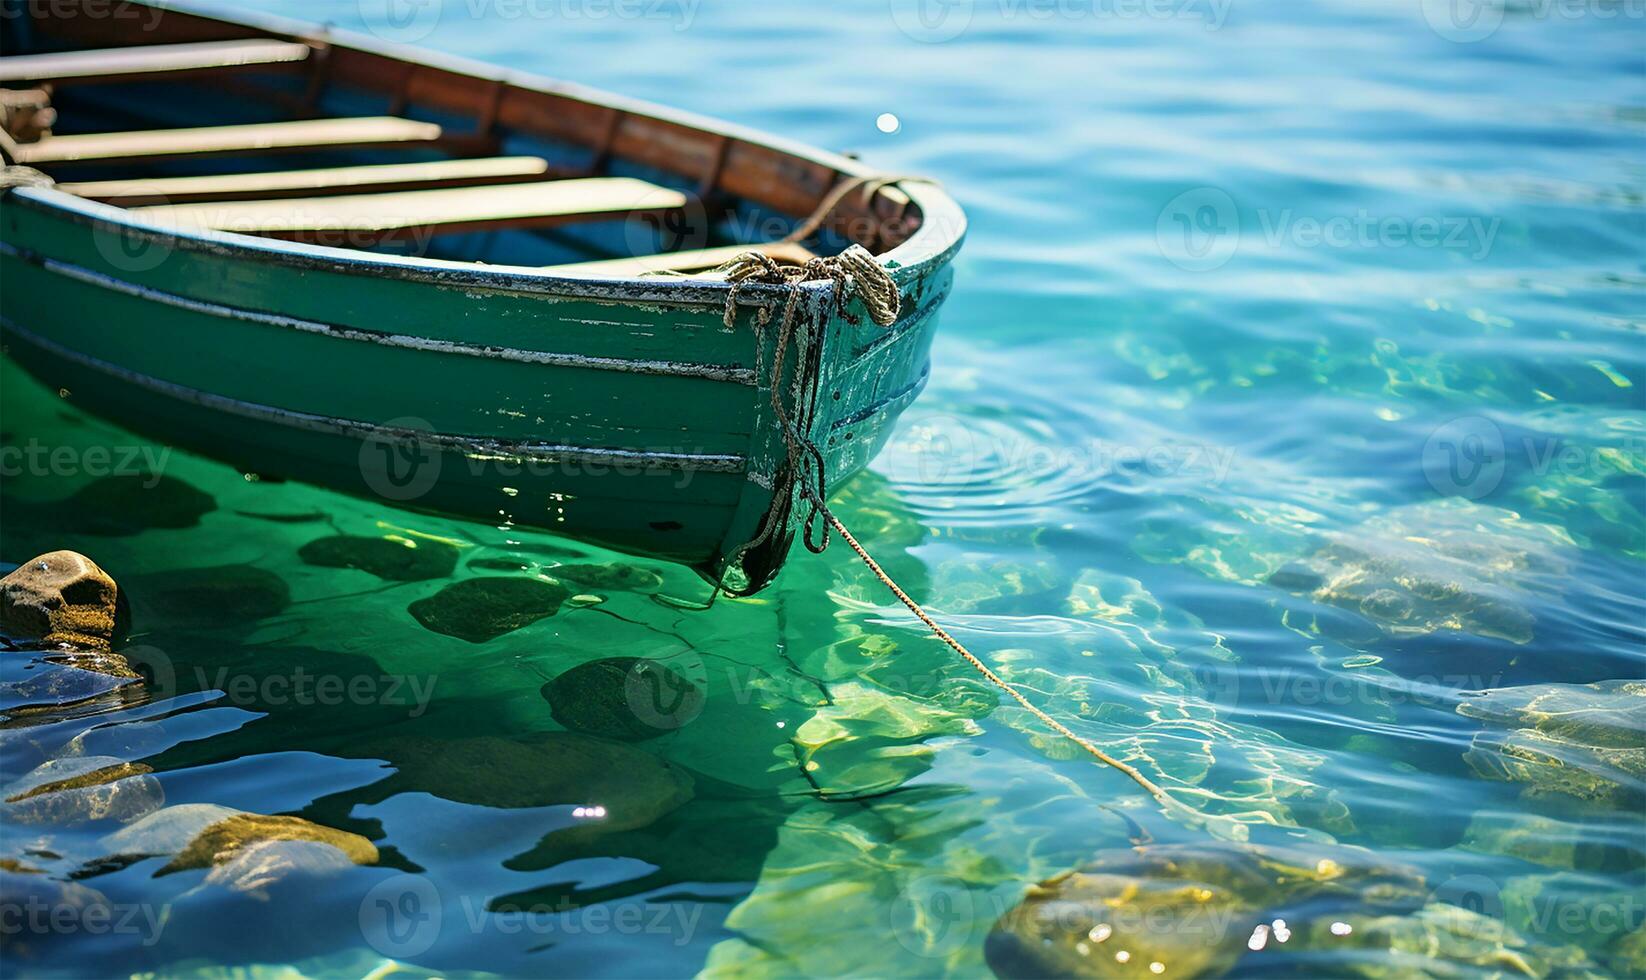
[2, 1, 1643, 977]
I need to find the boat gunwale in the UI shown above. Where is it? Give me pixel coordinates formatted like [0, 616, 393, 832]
[9, 0, 967, 300]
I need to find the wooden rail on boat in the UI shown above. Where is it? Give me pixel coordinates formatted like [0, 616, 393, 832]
[130, 178, 690, 244]
[0, 38, 312, 85]
[57, 158, 558, 205]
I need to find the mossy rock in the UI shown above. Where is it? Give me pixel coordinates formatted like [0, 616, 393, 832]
[159, 813, 377, 875]
[542, 657, 703, 741]
[1460, 680, 1645, 808]
[0, 551, 124, 650]
[987, 841, 1426, 979]
[298, 535, 459, 581]
[408, 576, 568, 642]
[357, 731, 693, 838]
[98, 803, 244, 860]
[1458, 680, 1646, 749]
[1465, 729, 1644, 809]
[1267, 500, 1573, 645]
[2, 756, 162, 826]
[547, 562, 664, 593]
[132, 564, 290, 629]
[58, 474, 216, 536]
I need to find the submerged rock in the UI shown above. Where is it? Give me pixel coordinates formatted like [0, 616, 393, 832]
[1465, 729, 1644, 808]
[1458, 680, 1646, 748]
[98, 803, 244, 860]
[542, 657, 704, 741]
[132, 564, 290, 629]
[0, 551, 123, 650]
[1267, 500, 1573, 645]
[298, 535, 459, 581]
[2, 755, 163, 826]
[407, 576, 568, 642]
[986, 841, 1426, 979]
[200, 838, 357, 895]
[548, 562, 665, 593]
[1460, 680, 1645, 808]
[159, 813, 377, 875]
[0, 868, 116, 959]
[60, 474, 216, 536]
[357, 731, 693, 837]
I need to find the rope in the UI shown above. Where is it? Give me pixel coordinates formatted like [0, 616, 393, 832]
[0, 165, 52, 189]
[782, 173, 931, 247]
[717, 238, 1194, 818]
[813, 497, 1191, 816]
[718, 242, 901, 555]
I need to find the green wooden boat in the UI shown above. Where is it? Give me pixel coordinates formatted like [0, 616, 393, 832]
[0, 3, 964, 594]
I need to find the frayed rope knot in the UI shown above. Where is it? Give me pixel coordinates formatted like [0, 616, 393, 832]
[717, 243, 902, 557]
[0, 166, 53, 190]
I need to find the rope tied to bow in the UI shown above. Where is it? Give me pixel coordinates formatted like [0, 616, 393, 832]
[0, 165, 53, 190]
[717, 243, 900, 556]
[717, 229, 1193, 822]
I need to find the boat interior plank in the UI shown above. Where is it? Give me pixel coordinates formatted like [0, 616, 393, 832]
[545, 241, 816, 278]
[0, 38, 312, 85]
[128, 177, 691, 243]
[56, 157, 558, 205]
[5, 116, 445, 165]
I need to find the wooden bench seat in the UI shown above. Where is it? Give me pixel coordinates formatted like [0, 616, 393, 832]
[57, 157, 556, 205]
[0, 39, 312, 85]
[6, 116, 445, 166]
[547, 241, 816, 278]
[129, 177, 690, 245]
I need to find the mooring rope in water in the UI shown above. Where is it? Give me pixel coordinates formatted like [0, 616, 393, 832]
[718, 238, 1192, 818]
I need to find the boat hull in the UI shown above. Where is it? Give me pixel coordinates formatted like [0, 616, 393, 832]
[0, 188, 951, 590]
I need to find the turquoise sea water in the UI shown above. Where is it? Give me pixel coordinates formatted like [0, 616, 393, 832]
[2, 1, 1643, 976]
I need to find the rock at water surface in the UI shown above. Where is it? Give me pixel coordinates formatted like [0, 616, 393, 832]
[0, 551, 123, 650]
[1458, 679, 1646, 748]
[201, 838, 357, 895]
[159, 813, 378, 875]
[98, 803, 244, 860]
[408, 576, 568, 642]
[542, 657, 704, 741]
[158, 813, 376, 876]
[1460, 680, 1645, 809]
[298, 535, 459, 581]
[2, 755, 163, 826]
